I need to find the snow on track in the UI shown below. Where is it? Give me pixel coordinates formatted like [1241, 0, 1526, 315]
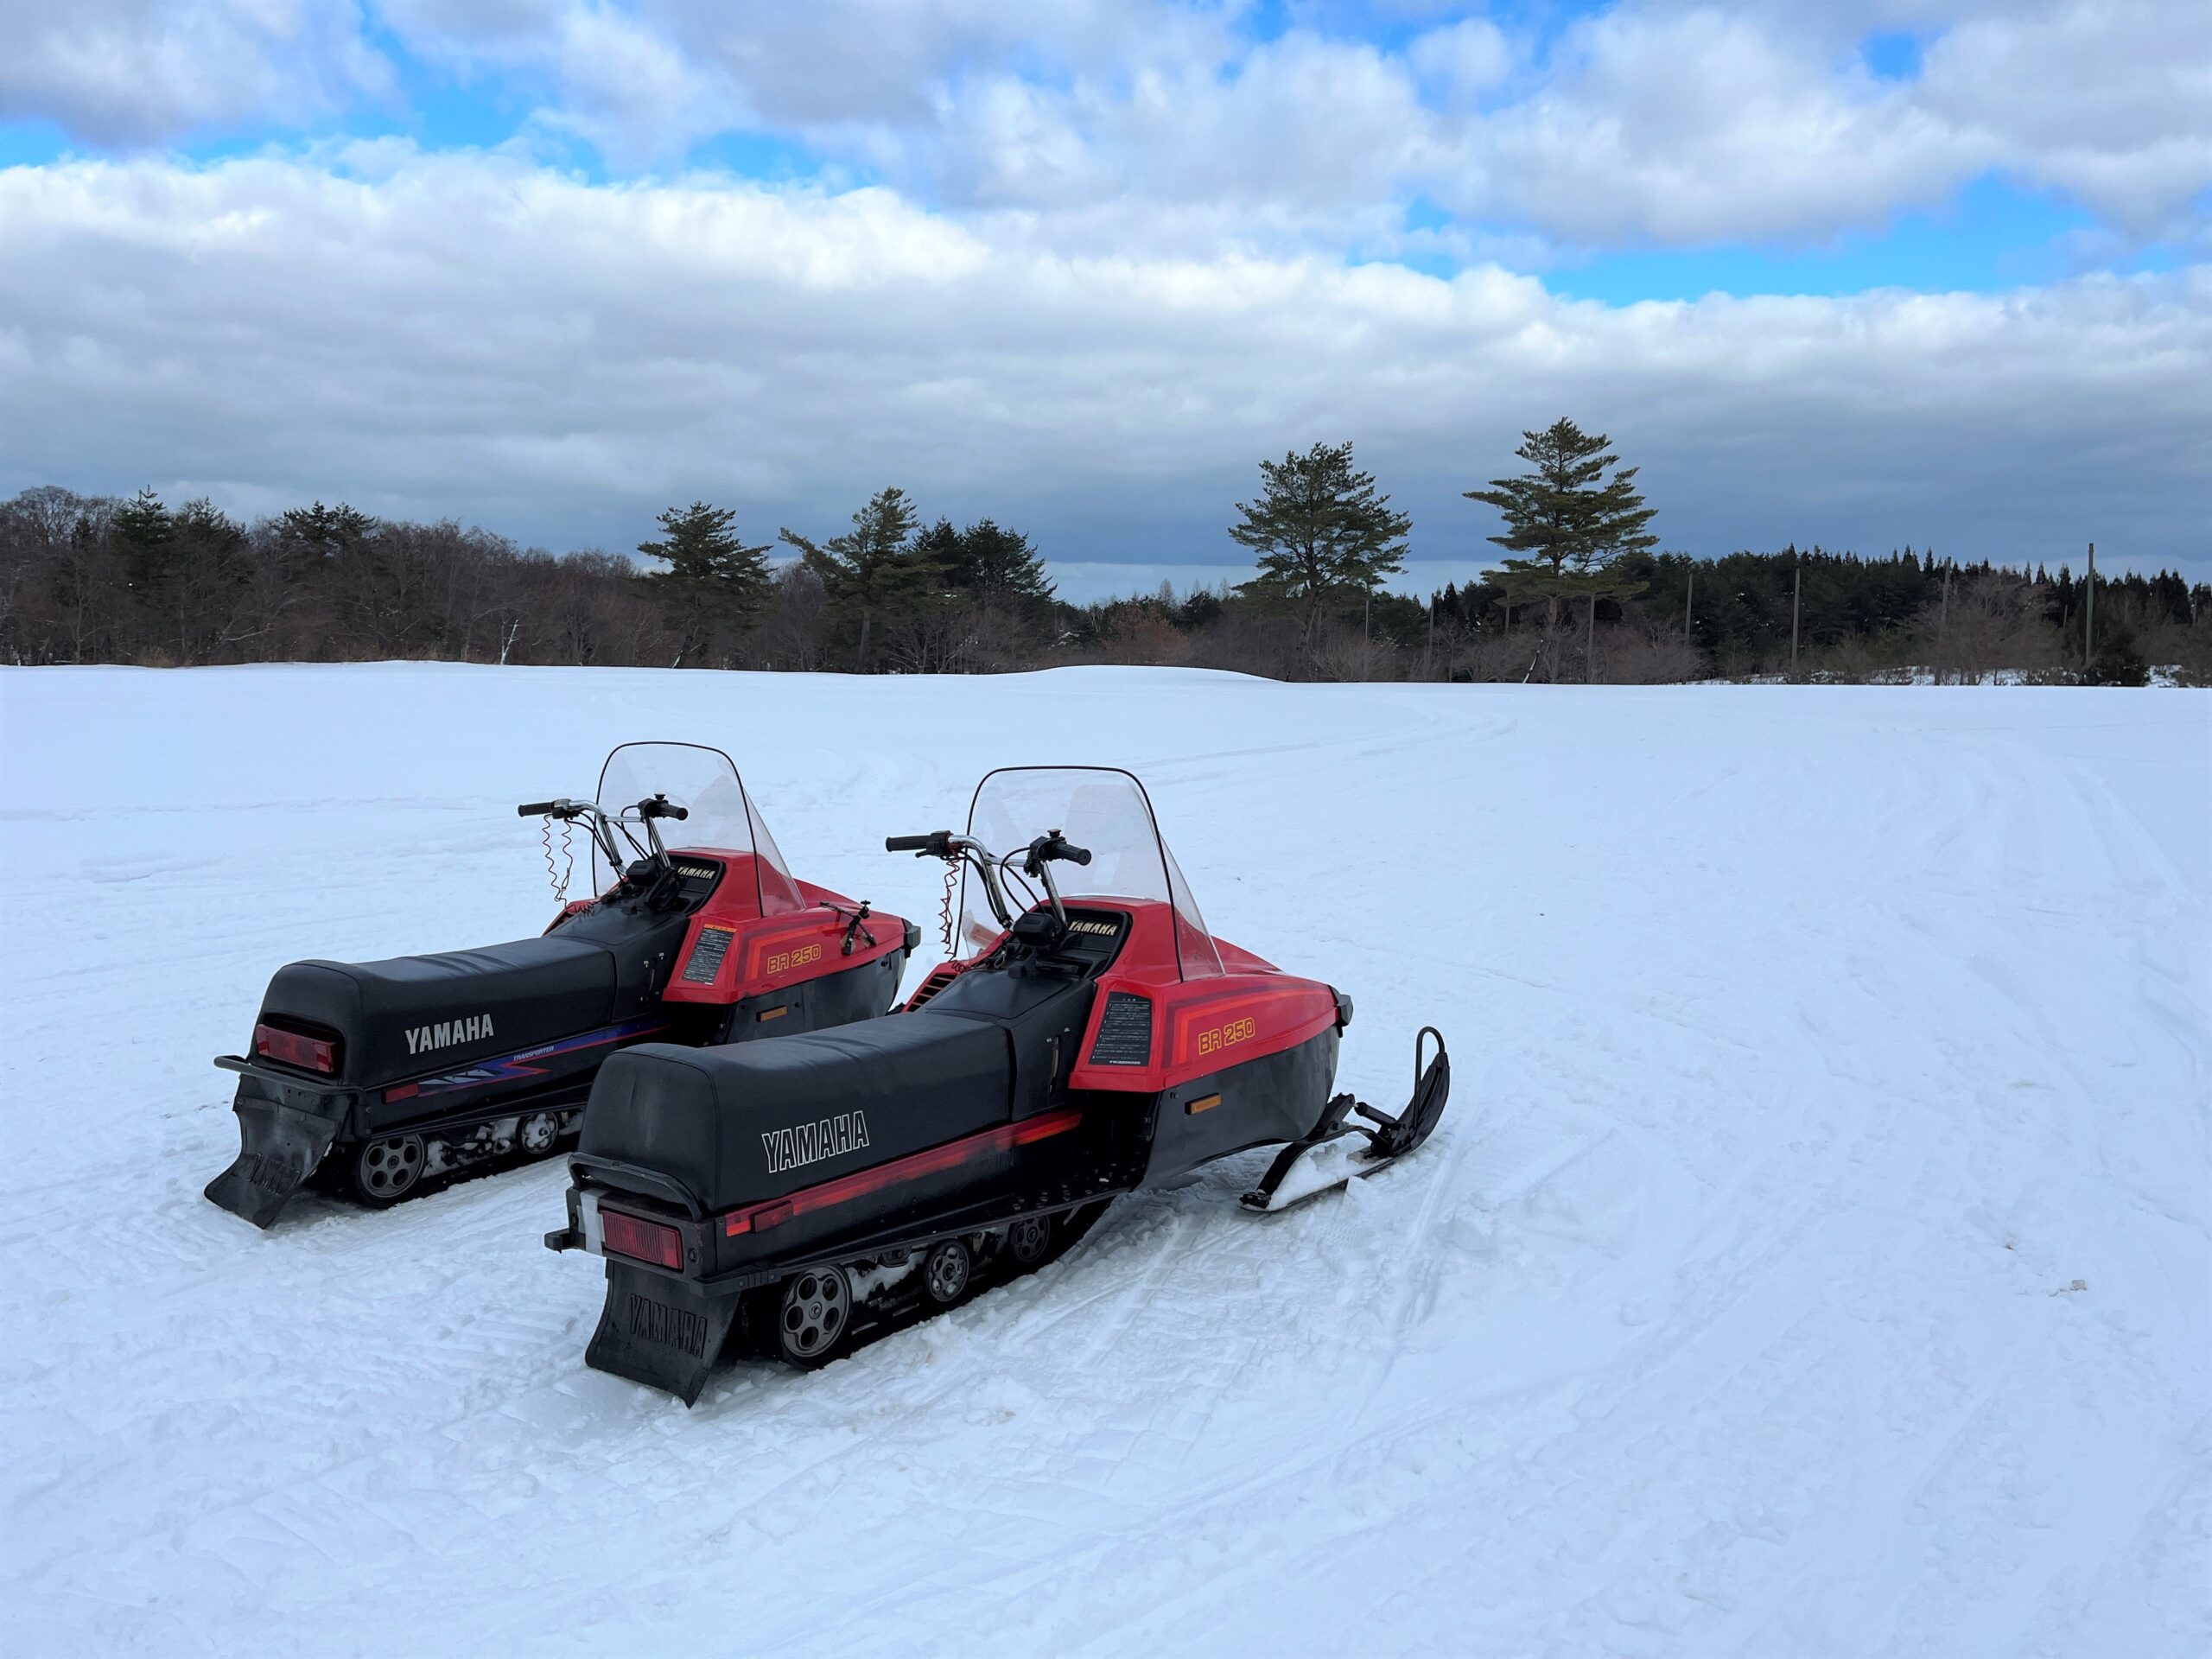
[3, 664, 2206, 1656]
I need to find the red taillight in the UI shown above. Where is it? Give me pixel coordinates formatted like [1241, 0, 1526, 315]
[601, 1208, 683, 1270]
[254, 1023, 335, 1074]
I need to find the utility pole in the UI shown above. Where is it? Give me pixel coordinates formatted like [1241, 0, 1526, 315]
[1791, 559, 1802, 671]
[1685, 566, 1694, 645]
[2082, 541, 2096, 673]
[1585, 593, 1597, 683]
[1938, 560, 1951, 684]
[1424, 595, 1435, 682]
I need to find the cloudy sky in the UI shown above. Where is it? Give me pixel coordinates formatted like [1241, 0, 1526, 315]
[2, 1, 2207, 595]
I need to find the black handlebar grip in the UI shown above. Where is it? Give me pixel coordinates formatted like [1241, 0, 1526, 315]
[1028, 834, 1091, 869]
[885, 834, 934, 851]
[518, 801, 560, 817]
[664, 804, 689, 820]
[638, 796, 689, 821]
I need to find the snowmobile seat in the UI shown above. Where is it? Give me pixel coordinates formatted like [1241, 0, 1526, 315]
[260, 935, 618, 1088]
[580, 1012, 1014, 1213]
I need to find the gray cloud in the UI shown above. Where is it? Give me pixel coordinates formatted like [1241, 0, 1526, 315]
[0, 0, 392, 145]
[2, 151, 2203, 580]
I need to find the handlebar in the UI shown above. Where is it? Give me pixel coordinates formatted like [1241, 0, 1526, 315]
[886, 831, 953, 855]
[517, 800, 562, 817]
[881, 827, 1090, 936]
[639, 794, 688, 822]
[1026, 831, 1091, 872]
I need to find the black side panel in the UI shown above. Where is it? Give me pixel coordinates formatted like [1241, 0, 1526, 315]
[1141, 1027, 1341, 1185]
[721, 947, 907, 1044]
[578, 1012, 1014, 1213]
[549, 903, 697, 1019]
[261, 936, 615, 1087]
[908, 959, 1099, 1114]
[585, 1259, 743, 1407]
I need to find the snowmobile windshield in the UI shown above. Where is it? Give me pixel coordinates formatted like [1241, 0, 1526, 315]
[594, 742, 803, 915]
[960, 766, 1224, 978]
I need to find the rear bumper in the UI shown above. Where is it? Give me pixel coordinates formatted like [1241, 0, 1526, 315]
[215, 1051, 357, 1107]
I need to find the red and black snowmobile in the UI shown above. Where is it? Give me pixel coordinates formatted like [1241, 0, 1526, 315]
[205, 742, 917, 1228]
[546, 766, 1450, 1403]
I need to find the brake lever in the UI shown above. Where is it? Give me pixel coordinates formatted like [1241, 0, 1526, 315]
[842, 900, 875, 956]
[819, 899, 878, 956]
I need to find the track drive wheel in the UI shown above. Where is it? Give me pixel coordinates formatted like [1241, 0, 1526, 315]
[772, 1268, 853, 1369]
[1007, 1215, 1052, 1268]
[346, 1135, 425, 1206]
[923, 1239, 972, 1306]
[518, 1111, 560, 1156]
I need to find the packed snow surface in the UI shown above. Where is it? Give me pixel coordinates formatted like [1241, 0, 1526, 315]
[3, 665, 2207, 1656]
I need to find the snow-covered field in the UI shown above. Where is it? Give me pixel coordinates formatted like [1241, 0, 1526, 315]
[3, 664, 2206, 1657]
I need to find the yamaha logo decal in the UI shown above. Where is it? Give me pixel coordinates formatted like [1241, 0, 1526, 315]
[761, 1110, 871, 1174]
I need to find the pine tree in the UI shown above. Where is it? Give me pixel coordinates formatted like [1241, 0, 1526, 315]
[1465, 418, 1656, 678]
[168, 498, 247, 659]
[276, 501, 378, 564]
[634, 501, 772, 667]
[950, 518, 1055, 612]
[1230, 441, 1409, 652]
[112, 488, 177, 624]
[780, 486, 928, 671]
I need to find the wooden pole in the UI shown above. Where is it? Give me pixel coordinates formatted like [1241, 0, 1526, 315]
[1685, 566, 1694, 645]
[2083, 541, 2096, 672]
[1938, 562, 1951, 683]
[1424, 594, 1435, 681]
[1585, 593, 1597, 683]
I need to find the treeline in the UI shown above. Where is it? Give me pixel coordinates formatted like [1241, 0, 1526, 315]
[0, 484, 1064, 675]
[4, 468, 2206, 686]
[1429, 548, 2211, 686]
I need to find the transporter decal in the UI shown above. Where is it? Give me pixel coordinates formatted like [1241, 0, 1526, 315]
[394, 1016, 671, 1098]
[404, 1014, 495, 1056]
[761, 1110, 871, 1175]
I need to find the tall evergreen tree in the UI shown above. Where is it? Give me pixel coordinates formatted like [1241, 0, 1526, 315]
[634, 501, 773, 667]
[112, 488, 177, 621]
[1230, 441, 1409, 652]
[167, 497, 248, 658]
[780, 486, 928, 671]
[950, 518, 1055, 611]
[1466, 417, 1656, 678]
[276, 500, 379, 563]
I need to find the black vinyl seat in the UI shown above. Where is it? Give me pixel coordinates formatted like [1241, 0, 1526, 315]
[261, 935, 617, 1086]
[581, 1013, 1014, 1211]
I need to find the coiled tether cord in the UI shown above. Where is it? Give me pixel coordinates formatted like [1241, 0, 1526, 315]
[540, 813, 574, 904]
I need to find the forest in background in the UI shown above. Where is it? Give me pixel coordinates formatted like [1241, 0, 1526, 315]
[4, 423, 2205, 686]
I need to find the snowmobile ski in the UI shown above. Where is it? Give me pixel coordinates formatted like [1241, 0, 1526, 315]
[1241, 1027, 1450, 1213]
[205, 741, 916, 1228]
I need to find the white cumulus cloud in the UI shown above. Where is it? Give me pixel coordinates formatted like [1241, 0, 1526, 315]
[2, 150, 2203, 577]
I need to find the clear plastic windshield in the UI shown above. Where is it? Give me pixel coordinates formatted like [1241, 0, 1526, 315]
[594, 741, 803, 915]
[960, 766, 1223, 978]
